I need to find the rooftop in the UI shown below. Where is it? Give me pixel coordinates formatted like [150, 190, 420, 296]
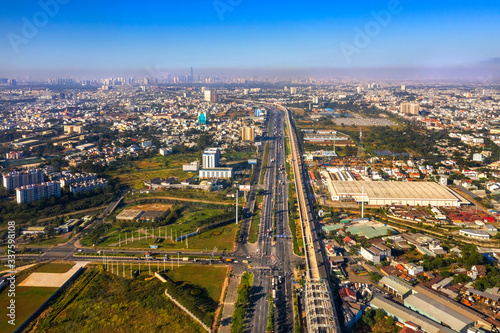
[404, 293, 474, 332]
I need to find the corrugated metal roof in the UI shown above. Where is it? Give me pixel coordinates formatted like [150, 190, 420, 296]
[379, 275, 412, 296]
[370, 296, 455, 333]
[404, 293, 473, 332]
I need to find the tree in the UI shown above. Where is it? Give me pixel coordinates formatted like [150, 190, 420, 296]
[375, 308, 385, 320]
[368, 272, 382, 284]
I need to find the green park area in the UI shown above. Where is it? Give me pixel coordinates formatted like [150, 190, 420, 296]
[0, 262, 74, 333]
[81, 203, 239, 251]
[26, 265, 227, 332]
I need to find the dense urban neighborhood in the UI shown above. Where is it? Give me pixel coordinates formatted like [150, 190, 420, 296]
[0, 77, 499, 333]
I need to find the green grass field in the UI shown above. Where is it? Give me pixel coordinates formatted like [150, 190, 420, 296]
[165, 265, 227, 302]
[0, 286, 58, 333]
[25, 236, 68, 247]
[259, 142, 270, 185]
[0, 262, 78, 333]
[27, 267, 212, 333]
[94, 206, 230, 249]
[112, 224, 238, 251]
[35, 263, 74, 274]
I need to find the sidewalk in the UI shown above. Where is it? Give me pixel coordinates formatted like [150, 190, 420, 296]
[218, 273, 242, 333]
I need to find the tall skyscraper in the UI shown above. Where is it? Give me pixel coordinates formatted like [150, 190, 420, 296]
[190, 67, 194, 82]
[202, 148, 220, 168]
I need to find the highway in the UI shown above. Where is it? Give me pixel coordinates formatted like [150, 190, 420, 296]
[247, 111, 277, 333]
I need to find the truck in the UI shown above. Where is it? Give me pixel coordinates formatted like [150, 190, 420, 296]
[272, 289, 276, 299]
[182, 257, 189, 261]
[225, 258, 232, 262]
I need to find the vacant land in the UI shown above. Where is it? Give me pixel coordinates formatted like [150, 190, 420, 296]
[27, 264, 227, 333]
[117, 224, 238, 251]
[27, 268, 209, 333]
[25, 236, 69, 247]
[165, 265, 227, 303]
[110, 154, 200, 189]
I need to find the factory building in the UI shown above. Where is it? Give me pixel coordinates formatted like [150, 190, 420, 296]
[327, 180, 468, 207]
[404, 293, 474, 333]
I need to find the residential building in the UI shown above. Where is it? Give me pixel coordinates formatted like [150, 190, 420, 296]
[3, 169, 45, 191]
[241, 126, 255, 141]
[16, 181, 61, 204]
[400, 102, 420, 115]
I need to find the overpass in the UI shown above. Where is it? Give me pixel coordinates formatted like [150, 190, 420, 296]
[281, 105, 342, 333]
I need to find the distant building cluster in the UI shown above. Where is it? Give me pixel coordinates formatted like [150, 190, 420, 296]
[59, 173, 97, 187]
[69, 178, 108, 194]
[2, 169, 108, 204]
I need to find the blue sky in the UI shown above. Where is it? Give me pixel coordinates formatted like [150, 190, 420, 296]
[1, 0, 499, 76]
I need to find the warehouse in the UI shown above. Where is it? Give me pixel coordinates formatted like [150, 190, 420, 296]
[459, 229, 491, 240]
[404, 293, 474, 333]
[370, 296, 455, 333]
[327, 180, 468, 207]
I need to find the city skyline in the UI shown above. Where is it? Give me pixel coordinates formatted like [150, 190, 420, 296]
[1, 0, 499, 80]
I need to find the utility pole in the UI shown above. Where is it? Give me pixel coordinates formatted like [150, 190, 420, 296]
[236, 189, 239, 225]
[362, 185, 365, 219]
[358, 128, 363, 158]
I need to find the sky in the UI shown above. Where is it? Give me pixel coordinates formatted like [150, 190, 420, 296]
[1, 0, 499, 79]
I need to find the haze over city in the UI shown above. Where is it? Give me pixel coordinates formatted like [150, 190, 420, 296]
[1, 0, 499, 80]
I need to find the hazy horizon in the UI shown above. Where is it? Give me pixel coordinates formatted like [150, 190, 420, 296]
[1, 0, 499, 81]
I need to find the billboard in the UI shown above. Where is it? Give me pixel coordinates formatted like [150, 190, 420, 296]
[248, 159, 258, 164]
[239, 185, 251, 191]
[255, 109, 265, 117]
